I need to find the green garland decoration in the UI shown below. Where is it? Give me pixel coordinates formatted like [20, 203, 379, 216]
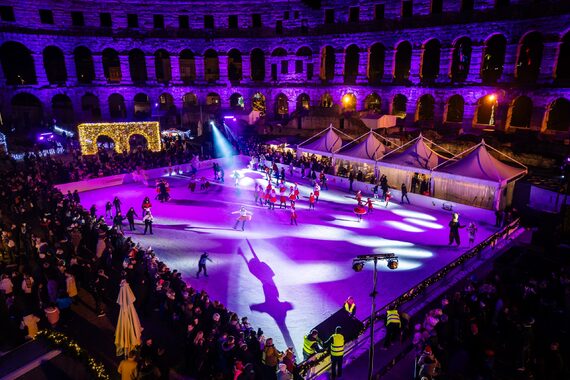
[37, 330, 111, 380]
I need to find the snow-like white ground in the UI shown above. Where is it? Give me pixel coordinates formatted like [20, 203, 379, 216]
[79, 162, 497, 354]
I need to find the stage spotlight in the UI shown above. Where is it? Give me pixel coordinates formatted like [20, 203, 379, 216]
[352, 260, 365, 272]
[387, 259, 399, 270]
[211, 123, 234, 158]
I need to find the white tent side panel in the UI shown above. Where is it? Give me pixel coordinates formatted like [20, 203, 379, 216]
[376, 163, 432, 190]
[433, 175, 499, 210]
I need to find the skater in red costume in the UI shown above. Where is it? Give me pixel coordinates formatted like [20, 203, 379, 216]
[384, 190, 392, 207]
[355, 190, 363, 204]
[313, 182, 321, 202]
[309, 192, 316, 210]
[258, 185, 265, 206]
[290, 206, 298, 225]
[279, 185, 288, 209]
[269, 189, 277, 210]
[354, 200, 367, 222]
[294, 183, 300, 200]
[366, 198, 374, 214]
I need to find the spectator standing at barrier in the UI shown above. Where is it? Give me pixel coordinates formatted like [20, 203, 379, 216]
[276, 363, 293, 380]
[448, 212, 465, 247]
[303, 329, 322, 360]
[196, 252, 213, 278]
[262, 337, 282, 379]
[344, 296, 357, 317]
[401, 183, 411, 204]
[383, 305, 401, 349]
[324, 326, 345, 379]
[348, 171, 355, 192]
[417, 345, 440, 379]
[143, 210, 154, 235]
[118, 350, 138, 380]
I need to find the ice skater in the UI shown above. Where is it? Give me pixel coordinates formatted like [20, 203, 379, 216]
[366, 198, 374, 214]
[143, 210, 154, 235]
[290, 206, 298, 226]
[126, 207, 138, 231]
[113, 196, 122, 213]
[294, 183, 300, 200]
[232, 206, 253, 231]
[142, 197, 152, 215]
[279, 185, 288, 209]
[384, 190, 392, 208]
[309, 193, 315, 210]
[105, 201, 113, 218]
[268, 189, 277, 210]
[401, 183, 410, 204]
[467, 222, 478, 247]
[314, 182, 321, 202]
[232, 170, 241, 187]
[354, 200, 367, 222]
[257, 184, 265, 206]
[196, 252, 213, 278]
[448, 212, 465, 246]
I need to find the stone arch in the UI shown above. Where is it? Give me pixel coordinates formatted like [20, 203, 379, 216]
[134, 93, 151, 119]
[271, 47, 287, 57]
[183, 93, 198, 108]
[78, 122, 162, 154]
[392, 94, 408, 118]
[228, 48, 243, 82]
[475, 94, 499, 125]
[96, 135, 116, 151]
[450, 37, 472, 82]
[341, 93, 357, 111]
[368, 42, 385, 84]
[555, 31, 570, 84]
[296, 93, 310, 111]
[320, 45, 335, 81]
[230, 93, 245, 109]
[344, 44, 360, 84]
[158, 93, 175, 112]
[481, 34, 507, 83]
[43, 46, 67, 84]
[154, 49, 171, 83]
[74, 46, 95, 84]
[275, 93, 289, 118]
[52, 94, 74, 124]
[296, 47, 312, 78]
[543, 98, 570, 132]
[0, 41, 37, 85]
[180, 49, 196, 83]
[250, 48, 265, 81]
[204, 49, 219, 82]
[365, 93, 382, 112]
[102, 48, 121, 83]
[11, 93, 42, 127]
[81, 93, 101, 121]
[252, 92, 266, 114]
[516, 31, 544, 83]
[415, 94, 435, 122]
[445, 94, 464, 123]
[128, 133, 149, 152]
[129, 49, 147, 83]
[420, 39, 441, 83]
[206, 92, 221, 111]
[394, 41, 412, 82]
[507, 96, 533, 129]
[109, 93, 126, 119]
[321, 93, 333, 108]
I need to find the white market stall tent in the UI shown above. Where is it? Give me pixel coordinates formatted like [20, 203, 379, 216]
[376, 134, 453, 191]
[432, 140, 527, 210]
[333, 130, 395, 179]
[296, 124, 351, 158]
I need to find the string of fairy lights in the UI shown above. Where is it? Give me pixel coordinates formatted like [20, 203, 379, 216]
[77, 122, 162, 155]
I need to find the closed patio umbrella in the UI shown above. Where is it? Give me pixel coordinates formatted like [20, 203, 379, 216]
[114, 280, 142, 357]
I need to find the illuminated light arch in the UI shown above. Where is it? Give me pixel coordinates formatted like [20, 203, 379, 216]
[77, 121, 162, 155]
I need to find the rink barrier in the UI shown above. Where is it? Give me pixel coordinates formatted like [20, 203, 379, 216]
[297, 218, 521, 379]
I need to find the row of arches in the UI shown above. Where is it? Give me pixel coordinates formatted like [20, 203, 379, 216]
[9, 92, 570, 132]
[2, 31, 569, 85]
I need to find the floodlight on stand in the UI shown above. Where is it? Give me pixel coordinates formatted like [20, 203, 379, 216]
[387, 259, 399, 270]
[352, 260, 365, 272]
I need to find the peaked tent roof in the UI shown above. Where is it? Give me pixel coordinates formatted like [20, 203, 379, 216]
[380, 134, 450, 170]
[334, 131, 388, 162]
[297, 124, 349, 156]
[434, 140, 527, 184]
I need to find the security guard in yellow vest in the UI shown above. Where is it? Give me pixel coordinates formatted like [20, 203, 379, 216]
[302, 329, 322, 360]
[324, 326, 345, 379]
[383, 306, 401, 349]
[343, 296, 356, 317]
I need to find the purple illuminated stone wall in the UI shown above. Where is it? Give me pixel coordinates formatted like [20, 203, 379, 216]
[0, 0, 569, 135]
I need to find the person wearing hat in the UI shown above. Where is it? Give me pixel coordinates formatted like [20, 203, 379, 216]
[324, 326, 345, 379]
[418, 345, 440, 379]
[448, 212, 465, 246]
[276, 362, 293, 380]
[303, 329, 323, 360]
[344, 296, 356, 318]
[196, 252, 213, 278]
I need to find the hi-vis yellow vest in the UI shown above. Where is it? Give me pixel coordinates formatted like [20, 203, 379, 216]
[386, 309, 401, 327]
[330, 333, 345, 357]
[344, 302, 355, 314]
[303, 336, 317, 355]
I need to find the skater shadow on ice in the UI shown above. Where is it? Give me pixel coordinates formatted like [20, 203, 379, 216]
[238, 239, 294, 350]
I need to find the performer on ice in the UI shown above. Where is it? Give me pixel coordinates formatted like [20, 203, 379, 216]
[233, 206, 253, 231]
[279, 184, 288, 209]
[314, 182, 321, 202]
[354, 200, 367, 222]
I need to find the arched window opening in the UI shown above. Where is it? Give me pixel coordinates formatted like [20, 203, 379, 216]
[180, 49, 196, 83]
[416, 94, 435, 122]
[341, 93, 357, 112]
[275, 93, 289, 118]
[52, 94, 74, 124]
[297, 93, 310, 111]
[476, 95, 499, 125]
[508, 96, 533, 129]
[154, 49, 172, 83]
[74, 46, 95, 84]
[43, 46, 67, 84]
[320, 46, 335, 81]
[109, 94, 126, 119]
[365, 93, 382, 113]
[11, 93, 42, 127]
[545, 98, 570, 132]
[450, 37, 472, 82]
[394, 41, 412, 82]
[516, 32, 544, 83]
[392, 94, 408, 118]
[555, 33, 570, 84]
[204, 49, 220, 82]
[230, 93, 244, 109]
[344, 45, 360, 84]
[134, 93, 151, 119]
[321, 93, 333, 108]
[481, 34, 506, 83]
[445, 95, 464, 123]
[129, 49, 147, 83]
[102, 48, 121, 83]
[81, 93, 101, 121]
[368, 43, 385, 84]
[252, 92, 266, 114]
[228, 49, 243, 82]
[420, 39, 441, 83]
[250, 48, 265, 81]
[0, 42, 37, 85]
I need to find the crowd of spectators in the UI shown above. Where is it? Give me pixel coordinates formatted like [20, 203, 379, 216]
[0, 147, 298, 380]
[411, 248, 570, 380]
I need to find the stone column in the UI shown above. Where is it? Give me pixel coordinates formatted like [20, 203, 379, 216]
[65, 54, 78, 86]
[438, 47, 453, 83]
[91, 54, 106, 84]
[356, 51, 368, 84]
[241, 57, 251, 84]
[383, 47, 395, 83]
[409, 48, 422, 84]
[32, 53, 47, 85]
[119, 55, 132, 84]
[501, 43, 517, 83]
[169, 55, 181, 84]
[145, 55, 157, 84]
[195, 56, 205, 83]
[467, 45, 484, 83]
[218, 55, 228, 83]
[463, 103, 478, 131]
[333, 50, 344, 84]
[539, 42, 558, 83]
